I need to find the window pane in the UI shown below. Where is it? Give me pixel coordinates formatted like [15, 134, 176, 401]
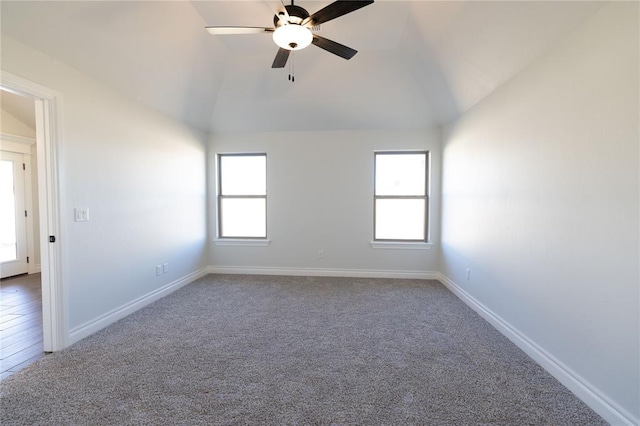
[220, 155, 266, 196]
[375, 199, 425, 240]
[375, 153, 426, 196]
[0, 160, 17, 262]
[220, 198, 266, 238]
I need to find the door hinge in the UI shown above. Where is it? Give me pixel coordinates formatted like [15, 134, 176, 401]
[49, 236, 56, 243]
[25, 210, 28, 217]
[23, 163, 26, 171]
[27, 256, 30, 264]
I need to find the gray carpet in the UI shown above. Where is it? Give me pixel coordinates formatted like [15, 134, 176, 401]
[1, 274, 605, 425]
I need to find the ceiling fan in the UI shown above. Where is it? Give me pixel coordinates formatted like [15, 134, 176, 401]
[206, 1, 374, 69]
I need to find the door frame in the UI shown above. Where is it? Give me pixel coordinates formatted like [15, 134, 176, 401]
[1, 71, 65, 352]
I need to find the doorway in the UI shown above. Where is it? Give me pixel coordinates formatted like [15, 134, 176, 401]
[1, 95, 39, 281]
[1, 89, 45, 377]
[1, 72, 64, 355]
[1, 150, 29, 278]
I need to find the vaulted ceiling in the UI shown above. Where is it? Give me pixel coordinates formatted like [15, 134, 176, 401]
[0, 1, 602, 134]
[1, 89, 36, 130]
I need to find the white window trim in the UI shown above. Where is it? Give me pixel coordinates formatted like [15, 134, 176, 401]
[373, 150, 430, 243]
[370, 241, 433, 250]
[217, 153, 267, 239]
[213, 238, 271, 247]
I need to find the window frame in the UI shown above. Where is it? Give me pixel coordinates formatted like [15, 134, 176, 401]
[217, 152, 267, 240]
[373, 151, 429, 243]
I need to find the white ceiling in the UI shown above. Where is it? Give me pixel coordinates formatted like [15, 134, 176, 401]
[0, 1, 602, 134]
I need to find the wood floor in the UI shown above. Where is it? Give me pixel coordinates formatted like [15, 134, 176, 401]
[0, 273, 45, 380]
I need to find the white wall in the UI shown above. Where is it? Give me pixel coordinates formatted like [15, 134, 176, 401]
[440, 3, 638, 424]
[209, 129, 441, 276]
[1, 37, 209, 339]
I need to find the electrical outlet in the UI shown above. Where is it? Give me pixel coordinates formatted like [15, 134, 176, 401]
[156, 265, 162, 276]
[466, 268, 471, 281]
[163, 263, 169, 274]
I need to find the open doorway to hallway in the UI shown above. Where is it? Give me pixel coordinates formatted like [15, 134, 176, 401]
[1, 88, 44, 378]
[2, 71, 65, 355]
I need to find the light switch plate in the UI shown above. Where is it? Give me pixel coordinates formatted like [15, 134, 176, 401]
[75, 208, 90, 222]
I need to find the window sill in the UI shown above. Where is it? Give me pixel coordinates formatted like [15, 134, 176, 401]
[370, 241, 433, 250]
[213, 239, 271, 247]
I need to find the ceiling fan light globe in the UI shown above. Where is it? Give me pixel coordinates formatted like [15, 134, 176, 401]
[273, 25, 312, 51]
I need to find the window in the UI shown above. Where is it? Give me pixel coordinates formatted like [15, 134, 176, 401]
[374, 151, 429, 241]
[217, 153, 267, 238]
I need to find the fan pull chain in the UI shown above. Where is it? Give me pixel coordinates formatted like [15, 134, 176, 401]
[288, 53, 295, 83]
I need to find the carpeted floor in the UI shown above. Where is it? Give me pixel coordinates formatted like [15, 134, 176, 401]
[0, 274, 605, 425]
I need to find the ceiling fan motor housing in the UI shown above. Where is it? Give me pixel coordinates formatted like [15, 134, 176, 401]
[273, 5, 310, 27]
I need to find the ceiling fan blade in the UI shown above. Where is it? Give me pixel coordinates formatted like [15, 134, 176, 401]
[272, 48, 290, 68]
[304, 1, 373, 26]
[206, 26, 274, 35]
[312, 35, 357, 60]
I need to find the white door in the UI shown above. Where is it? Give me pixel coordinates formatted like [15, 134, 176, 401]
[1, 150, 29, 278]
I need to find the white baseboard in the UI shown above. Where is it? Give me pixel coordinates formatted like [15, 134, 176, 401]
[29, 264, 41, 274]
[207, 265, 439, 280]
[436, 273, 638, 426]
[68, 267, 210, 345]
